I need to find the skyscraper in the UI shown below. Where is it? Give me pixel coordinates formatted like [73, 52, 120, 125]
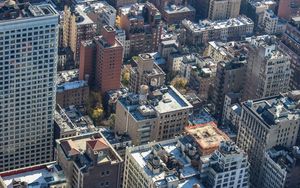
[0, 2, 59, 171]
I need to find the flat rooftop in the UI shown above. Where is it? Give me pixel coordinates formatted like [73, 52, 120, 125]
[244, 91, 300, 128]
[0, 163, 66, 188]
[185, 122, 230, 154]
[164, 4, 195, 14]
[129, 138, 205, 187]
[154, 86, 192, 113]
[57, 69, 79, 85]
[57, 80, 88, 92]
[0, 2, 58, 22]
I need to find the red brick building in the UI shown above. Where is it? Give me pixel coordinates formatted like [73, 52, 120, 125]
[79, 25, 123, 94]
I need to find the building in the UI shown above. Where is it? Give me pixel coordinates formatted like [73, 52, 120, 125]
[79, 25, 123, 94]
[105, 0, 137, 8]
[281, 17, 300, 90]
[123, 135, 248, 188]
[243, 35, 291, 101]
[56, 80, 89, 108]
[236, 91, 300, 187]
[56, 132, 123, 188]
[278, 0, 300, 20]
[129, 53, 166, 93]
[222, 93, 241, 129]
[261, 9, 286, 34]
[185, 122, 230, 155]
[76, 2, 116, 34]
[116, 28, 131, 58]
[260, 146, 300, 188]
[63, 6, 96, 65]
[151, 0, 195, 24]
[119, 2, 162, 56]
[212, 59, 246, 120]
[201, 141, 249, 188]
[181, 16, 254, 46]
[0, 2, 59, 171]
[115, 86, 193, 145]
[0, 162, 67, 188]
[54, 105, 96, 140]
[208, 0, 241, 21]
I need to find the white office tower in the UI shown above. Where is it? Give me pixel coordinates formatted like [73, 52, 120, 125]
[0, 2, 59, 171]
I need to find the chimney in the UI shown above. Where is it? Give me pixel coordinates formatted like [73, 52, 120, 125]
[102, 25, 116, 46]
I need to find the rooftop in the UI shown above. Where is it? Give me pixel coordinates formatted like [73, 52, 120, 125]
[128, 138, 205, 187]
[164, 4, 195, 14]
[0, 2, 58, 22]
[76, 1, 115, 15]
[182, 15, 253, 33]
[185, 122, 230, 154]
[267, 146, 300, 171]
[54, 105, 95, 135]
[57, 69, 79, 85]
[0, 162, 66, 188]
[244, 90, 300, 128]
[57, 80, 88, 92]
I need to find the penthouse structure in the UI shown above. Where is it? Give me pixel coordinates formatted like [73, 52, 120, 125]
[129, 53, 166, 93]
[260, 146, 300, 188]
[237, 91, 300, 187]
[63, 6, 96, 64]
[243, 35, 291, 101]
[0, 2, 59, 171]
[56, 132, 123, 188]
[115, 86, 193, 145]
[119, 2, 162, 56]
[181, 16, 254, 46]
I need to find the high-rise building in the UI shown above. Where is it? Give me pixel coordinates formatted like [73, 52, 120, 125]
[236, 91, 300, 187]
[243, 35, 291, 101]
[0, 2, 59, 171]
[260, 146, 300, 188]
[63, 6, 95, 65]
[119, 2, 162, 56]
[79, 25, 123, 94]
[208, 0, 241, 21]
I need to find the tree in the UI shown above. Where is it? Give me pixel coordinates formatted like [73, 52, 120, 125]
[171, 77, 188, 94]
[121, 68, 130, 86]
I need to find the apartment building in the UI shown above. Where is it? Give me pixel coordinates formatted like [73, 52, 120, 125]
[0, 2, 59, 171]
[181, 16, 254, 46]
[243, 35, 291, 101]
[129, 53, 166, 93]
[119, 2, 162, 56]
[115, 86, 193, 145]
[261, 9, 286, 34]
[63, 6, 96, 65]
[237, 90, 300, 187]
[260, 146, 300, 188]
[208, 0, 241, 20]
[56, 132, 123, 188]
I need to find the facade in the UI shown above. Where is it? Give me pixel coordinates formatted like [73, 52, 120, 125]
[63, 6, 96, 65]
[0, 2, 59, 171]
[261, 146, 300, 188]
[119, 2, 162, 56]
[212, 59, 246, 120]
[56, 80, 89, 108]
[208, 0, 241, 21]
[181, 16, 254, 46]
[115, 86, 193, 145]
[243, 35, 291, 101]
[281, 18, 300, 90]
[56, 132, 123, 188]
[278, 0, 300, 20]
[237, 91, 300, 187]
[129, 53, 166, 93]
[262, 9, 286, 34]
[0, 162, 67, 188]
